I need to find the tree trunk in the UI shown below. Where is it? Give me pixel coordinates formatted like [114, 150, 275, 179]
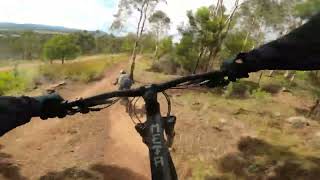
[193, 47, 205, 74]
[258, 71, 264, 86]
[153, 44, 159, 64]
[309, 99, 320, 120]
[129, 1, 148, 81]
[206, 48, 215, 71]
[206, 0, 239, 72]
[61, 57, 65, 64]
[289, 74, 296, 85]
[129, 42, 138, 80]
[284, 70, 290, 79]
[268, 70, 274, 77]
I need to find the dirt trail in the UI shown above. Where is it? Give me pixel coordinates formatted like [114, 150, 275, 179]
[0, 60, 150, 179]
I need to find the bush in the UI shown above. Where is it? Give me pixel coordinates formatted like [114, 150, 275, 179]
[225, 81, 259, 98]
[149, 54, 180, 74]
[308, 71, 320, 86]
[39, 56, 118, 82]
[261, 83, 282, 94]
[295, 71, 308, 80]
[251, 88, 271, 100]
[0, 71, 29, 95]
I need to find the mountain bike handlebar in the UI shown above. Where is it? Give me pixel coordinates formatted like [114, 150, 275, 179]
[65, 70, 229, 111]
[63, 70, 230, 180]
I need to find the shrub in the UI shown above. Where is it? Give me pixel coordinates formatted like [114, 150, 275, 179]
[149, 54, 180, 74]
[261, 83, 282, 94]
[308, 71, 320, 86]
[251, 88, 271, 100]
[39, 55, 119, 83]
[0, 71, 29, 95]
[225, 81, 259, 98]
[295, 71, 308, 80]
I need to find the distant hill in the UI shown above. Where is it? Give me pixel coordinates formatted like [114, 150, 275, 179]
[0, 22, 83, 33]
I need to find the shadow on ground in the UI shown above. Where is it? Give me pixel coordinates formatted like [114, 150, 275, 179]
[0, 144, 27, 180]
[206, 136, 320, 180]
[40, 164, 148, 180]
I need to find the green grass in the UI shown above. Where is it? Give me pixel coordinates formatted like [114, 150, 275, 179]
[0, 71, 27, 95]
[0, 65, 40, 95]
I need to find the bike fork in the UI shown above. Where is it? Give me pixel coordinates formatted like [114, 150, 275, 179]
[135, 86, 178, 180]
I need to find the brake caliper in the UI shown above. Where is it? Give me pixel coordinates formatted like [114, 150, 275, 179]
[163, 116, 176, 148]
[135, 123, 149, 145]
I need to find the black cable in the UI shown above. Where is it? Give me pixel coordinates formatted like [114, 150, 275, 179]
[133, 97, 142, 123]
[162, 91, 171, 117]
[128, 97, 137, 125]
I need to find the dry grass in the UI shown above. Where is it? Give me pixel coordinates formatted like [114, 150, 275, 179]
[131, 59, 320, 180]
[0, 54, 128, 95]
[39, 54, 127, 82]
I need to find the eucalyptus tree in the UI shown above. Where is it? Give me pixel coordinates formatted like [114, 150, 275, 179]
[111, 0, 166, 80]
[149, 10, 171, 61]
[295, 0, 320, 19]
[178, 0, 240, 73]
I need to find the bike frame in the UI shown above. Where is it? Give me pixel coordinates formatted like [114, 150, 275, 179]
[137, 86, 178, 180]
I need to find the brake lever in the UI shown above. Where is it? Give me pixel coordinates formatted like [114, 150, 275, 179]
[64, 97, 118, 116]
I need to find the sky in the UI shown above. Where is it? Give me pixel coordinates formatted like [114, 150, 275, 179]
[0, 0, 239, 35]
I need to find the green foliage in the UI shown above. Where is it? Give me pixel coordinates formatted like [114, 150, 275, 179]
[0, 31, 50, 60]
[175, 33, 198, 73]
[71, 31, 96, 54]
[295, 71, 308, 80]
[149, 10, 171, 25]
[226, 80, 259, 98]
[187, 6, 227, 49]
[174, 5, 235, 73]
[149, 10, 171, 38]
[19, 31, 41, 60]
[295, 0, 320, 19]
[140, 33, 157, 53]
[251, 88, 271, 100]
[236, 0, 299, 41]
[157, 37, 173, 58]
[221, 30, 256, 58]
[0, 68, 37, 95]
[111, 0, 165, 31]
[43, 35, 80, 63]
[120, 33, 136, 53]
[150, 53, 179, 74]
[0, 71, 24, 95]
[307, 71, 320, 86]
[95, 34, 123, 54]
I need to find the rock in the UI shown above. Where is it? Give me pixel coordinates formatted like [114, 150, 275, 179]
[273, 112, 281, 117]
[233, 108, 250, 115]
[219, 118, 227, 124]
[192, 102, 200, 106]
[45, 89, 56, 94]
[286, 116, 307, 123]
[281, 87, 291, 93]
[286, 116, 310, 129]
[315, 132, 320, 138]
[45, 81, 66, 92]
